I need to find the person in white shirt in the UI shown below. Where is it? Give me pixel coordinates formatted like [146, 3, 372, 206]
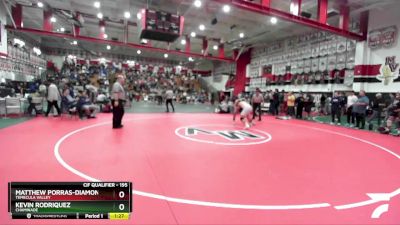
[165, 87, 175, 112]
[346, 91, 358, 126]
[233, 99, 254, 129]
[45, 80, 61, 117]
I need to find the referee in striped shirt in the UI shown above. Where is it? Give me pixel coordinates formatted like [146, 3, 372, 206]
[111, 75, 126, 129]
[252, 88, 264, 121]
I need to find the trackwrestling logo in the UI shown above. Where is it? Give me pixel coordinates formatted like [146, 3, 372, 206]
[175, 125, 272, 145]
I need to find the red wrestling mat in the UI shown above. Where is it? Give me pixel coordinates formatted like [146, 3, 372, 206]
[0, 113, 400, 224]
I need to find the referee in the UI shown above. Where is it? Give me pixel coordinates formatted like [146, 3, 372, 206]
[252, 88, 264, 121]
[112, 75, 126, 129]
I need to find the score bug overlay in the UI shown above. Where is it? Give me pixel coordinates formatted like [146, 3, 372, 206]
[8, 182, 132, 220]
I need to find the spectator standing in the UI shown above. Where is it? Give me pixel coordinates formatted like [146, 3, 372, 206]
[279, 90, 285, 114]
[45, 79, 61, 117]
[331, 91, 343, 124]
[266, 90, 273, 115]
[283, 91, 288, 114]
[295, 92, 305, 119]
[287, 92, 295, 117]
[304, 93, 314, 120]
[346, 91, 358, 126]
[352, 90, 370, 129]
[320, 94, 326, 115]
[272, 89, 280, 115]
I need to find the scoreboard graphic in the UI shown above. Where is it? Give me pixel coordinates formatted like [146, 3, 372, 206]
[8, 182, 132, 220]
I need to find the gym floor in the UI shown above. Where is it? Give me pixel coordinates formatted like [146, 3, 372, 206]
[1, 102, 399, 224]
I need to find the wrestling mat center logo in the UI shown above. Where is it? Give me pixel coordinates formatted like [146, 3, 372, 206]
[175, 125, 272, 146]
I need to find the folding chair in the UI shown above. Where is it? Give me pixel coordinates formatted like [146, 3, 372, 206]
[5, 98, 22, 118]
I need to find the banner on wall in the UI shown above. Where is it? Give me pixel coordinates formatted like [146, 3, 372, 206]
[0, 5, 8, 56]
[368, 25, 397, 49]
[377, 56, 399, 85]
[344, 70, 354, 87]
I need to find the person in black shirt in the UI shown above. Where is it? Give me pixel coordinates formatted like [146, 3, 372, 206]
[331, 91, 343, 124]
[304, 93, 314, 120]
[279, 90, 285, 114]
[367, 93, 386, 130]
[272, 89, 280, 115]
[320, 94, 326, 115]
[295, 92, 304, 119]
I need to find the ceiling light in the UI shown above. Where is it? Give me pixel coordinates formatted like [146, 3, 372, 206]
[199, 24, 205, 31]
[141, 39, 148, 44]
[97, 12, 103, 19]
[50, 17, 56, 23]
[188, 57, 194, 62]
[239, 32, 244, 38]
[137, 50, 141, 54]
[71, 40, 78, 45]
[37, 2, 43, 8]
[270, 17, 277, 24]
[103, 33, 108, 39]
[137, 12, 142, 20]
[213, 45, 218, 50]
[60, 27, 65, 32]
[94, 1, 100, 8]
[222, 5, 231, 13]
[194, 0, 202, 8]
[164, 53, 168, 58]
[124, 12, 131, 19]
[181, 39, 186, 45]
[106, 45, 111, 50]
[190, 31, 196, 37]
